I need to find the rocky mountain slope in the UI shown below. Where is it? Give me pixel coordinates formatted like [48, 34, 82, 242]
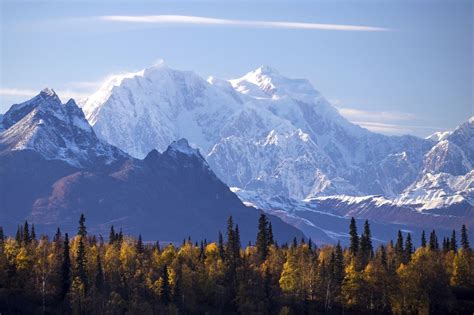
[78, 63, 472, 242]
[80, 63, 435, 199]
[0, 90, 303, 243]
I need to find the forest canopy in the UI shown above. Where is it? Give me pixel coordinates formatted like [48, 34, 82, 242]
[0, 214, 472, 314]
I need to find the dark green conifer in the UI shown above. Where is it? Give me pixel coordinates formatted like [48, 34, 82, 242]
[349, 217, 359, 255]
[450, 229, 457, 251]
[461, 224, 470, 250]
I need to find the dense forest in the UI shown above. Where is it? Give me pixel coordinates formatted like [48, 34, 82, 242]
[0, 214, 472, 314]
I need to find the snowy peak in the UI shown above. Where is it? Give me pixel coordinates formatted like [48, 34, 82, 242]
[168, 138, 200, 157]
[229, 65, 320, 102]
[164, 138, 208, 167]
[422, 117, 473, 176]
[2, 87, 62, 129]
[0, 90, 126, 168]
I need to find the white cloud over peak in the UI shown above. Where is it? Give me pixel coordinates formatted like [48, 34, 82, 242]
[98, 15, 389, 32]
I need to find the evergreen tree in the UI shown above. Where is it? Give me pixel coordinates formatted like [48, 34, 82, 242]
[61, 233, 71, 299]
[349, 217, 359, 255]
[268, 222, 274, 246]
[30, 224, 36, 242]
[15, 225, 22, 243]
[450, 230, 457, 252]
[359, 220, 373, 266]
[395, 230, 404, 264]
[234, 224, 241, 255]
[460, 224, 470, 251]
[136, 234, 144, 254]
[421, 230, 427, 248]
[54, 227, 62, 243]
[226, 216, 236, 262]
[109, 226, 116, 245]
[76, 236, 88, 288]
[429, 230, 439, 251]
[379, 245, 388, 268]
[0, 227, 4, 243]
[404, 233, 413, 263]
[256, 214, 270, 263]
[23, 220, 30, 244]
[292, 237, 298, 249]
[334, 241, 345, 285]
[117, 228, 123, 244]
[78, 213, 87, 237]
[442, 237, 449, 253]
[218, 231, 225, 260]
[161, 264, 170, 305]
[95, 253, 104, 292]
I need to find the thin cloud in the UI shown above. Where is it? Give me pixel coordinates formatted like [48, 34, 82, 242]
[336, 106, 442, 136]
[338, 107, 416, 122]
[0, 88, 37, 97]
[98, 15, 389, 32]
[354, 121, 414, 135]
[0, 87, 89, 102]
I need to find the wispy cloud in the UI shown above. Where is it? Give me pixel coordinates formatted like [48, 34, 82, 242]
[338, 107, 416, 122]
[0, 88, 38, 97]
[98, 15, 389, 32]
[0, 87, 89, 102]
[336, 106, 441, 136]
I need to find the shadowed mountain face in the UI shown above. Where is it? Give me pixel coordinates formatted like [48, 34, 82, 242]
[77, 63, 473, 243]
[0, 92, 304, 243]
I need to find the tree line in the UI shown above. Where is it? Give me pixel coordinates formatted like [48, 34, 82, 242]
[0, 214, 472, 314]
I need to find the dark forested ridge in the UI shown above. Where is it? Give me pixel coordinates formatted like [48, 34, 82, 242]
[0, 215, 473, 314]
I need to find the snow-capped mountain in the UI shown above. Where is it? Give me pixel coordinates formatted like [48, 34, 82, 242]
[77, 62, 472, 242]
[0, 88, 126, 168]
[80, 63, 432, 200]
[0, 90, 303, 243]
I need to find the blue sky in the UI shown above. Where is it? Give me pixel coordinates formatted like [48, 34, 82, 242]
[1, 0, 472, 137]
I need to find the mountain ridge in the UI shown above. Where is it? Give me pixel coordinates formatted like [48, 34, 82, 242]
[0, 90, 304, 243]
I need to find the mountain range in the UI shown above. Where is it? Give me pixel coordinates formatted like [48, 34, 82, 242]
[0, 88, 303, 243]
[0, 63, 472, 244]
[78, 62, 473, 242]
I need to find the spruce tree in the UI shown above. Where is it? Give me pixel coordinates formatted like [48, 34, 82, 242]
[268, 222, 274, 246]
[349, 217, 359, 255]
[109, 226, 116, 245]
[421, 230, 427, 248]
[76, 235, 87, 288]
[136, 234, 144, 254]
[218, 231, 225, 260]
[450, 230, 457, 252]
[334, 241, 345, 285]
[15, 225, 22, 243]
[256, 214, 270, 263]
[379, 245, 388, 268]
[234, 224, 241, 258]
[461, 224, 470, 250]
[404, 233, 413, 263]
[0, 227, 4, 243]
[78, 214, 87, 237]
[31, 224, 36, 242]
[54, 227, 62, 243]
[226, 216, 236, 262]
[23, 220, 30, 244]
[395, 230, 404, 264]
[429, 230, 439, 251]
[359, 220, 373, 265]
[161, 264, 170, 305]
[95, 253, 104, 292]
[61, 233, 71, 299]
[442, 237, 448, 252]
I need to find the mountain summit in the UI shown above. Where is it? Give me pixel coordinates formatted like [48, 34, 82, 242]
[77, 64, 472, 242]
[0, 89, 126, 168]
[79, 64, 431, 199]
